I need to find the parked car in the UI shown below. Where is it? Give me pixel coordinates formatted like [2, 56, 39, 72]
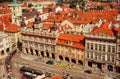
[84, 70, 92, 74]
[46, 60, 54, 65]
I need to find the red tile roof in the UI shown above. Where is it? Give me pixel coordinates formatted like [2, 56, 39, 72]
[0, 14, 12, 25]
[82, 10, 119, 22]
[50, 75, 63, 79]
[0, 21, 3, 31]
[86, 1, 100, 7]
[43, 23, 53, 29]
[43, 14, 63, 23]
[5, 23, 20, 33]
[27, 21, 34, 27]
[101, 3, 110, 10]
[90, 22, 114, 36]
[57, 34, 85, 49]
[114, 27, 120, 33]
[0, 8, 11, 14]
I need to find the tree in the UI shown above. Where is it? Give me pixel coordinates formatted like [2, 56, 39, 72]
[28, 3, 33, 7]
[69, 0, 85, 8]
[96, 6, 104, 10]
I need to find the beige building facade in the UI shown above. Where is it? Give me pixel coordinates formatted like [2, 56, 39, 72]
[0, 31, 12, 59]
[56, 34, 85, 66]
[21, 15, 58, 59]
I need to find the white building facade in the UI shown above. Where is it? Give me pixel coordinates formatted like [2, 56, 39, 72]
[0, 32, 12, 58]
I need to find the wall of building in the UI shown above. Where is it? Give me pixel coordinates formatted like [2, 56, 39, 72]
[55, 45, 85, 66]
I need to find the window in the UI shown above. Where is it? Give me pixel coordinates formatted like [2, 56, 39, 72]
[86, 51, 89, 58]
[112, 46, 115, 53]
[99, 44, 101, 51]
[107, 55, 110, 62]
[95, 54, 97, 59]
[103, 45, 105, 52]
[65, 51, 68, 56]
[81, 55, 83, 59]
[112, 56, 114, 62]
[95, 44, 97, 50]
[87, 53, 89, 58]
[87, 43, 89, 49]
[72, 53, 75, 57]
[102, 55, 105, 60]
[108, 45, 111, 52]
[91, 53, 93, 58]
[91, 44, 93, 50]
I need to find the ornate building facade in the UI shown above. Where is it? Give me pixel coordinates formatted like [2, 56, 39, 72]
[56, 34, 85, 66]
[85, 22, 116, 72]
[21, 14, 58, 59]
[115, 28, 120, 73]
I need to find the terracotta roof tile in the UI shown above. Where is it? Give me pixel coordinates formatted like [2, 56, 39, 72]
[5, 23, 20, 32]
[90, 22, 114, 36]
[114, 27, 120, 33]
[27, 21, 34, 27]
[50, 75, 63, 79]
[57, 34, 85, 49]
[43, 23, 53, 29]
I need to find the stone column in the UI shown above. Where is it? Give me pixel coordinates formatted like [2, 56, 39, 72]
[44, 51, 47, 57]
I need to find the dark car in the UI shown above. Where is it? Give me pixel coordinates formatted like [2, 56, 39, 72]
[46, 60, 54, 65]
[84, 70, 92, 74]
[34, 70, 43, 75]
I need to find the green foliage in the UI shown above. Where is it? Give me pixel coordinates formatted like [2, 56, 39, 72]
[22, 9, 26, 12]
[28, 3, 33, 7]
[69, 0, 85, 8]
[96, 6, 104, 10]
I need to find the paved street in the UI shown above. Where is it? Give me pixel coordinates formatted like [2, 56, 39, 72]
[11, 53, 105, 79]
[1, 51, 118, 79]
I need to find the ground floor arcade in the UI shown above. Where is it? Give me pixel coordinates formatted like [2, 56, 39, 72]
[57, 55, 84, 66]
[86, 60, 116, 72]
[22, 48, 55, 59]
